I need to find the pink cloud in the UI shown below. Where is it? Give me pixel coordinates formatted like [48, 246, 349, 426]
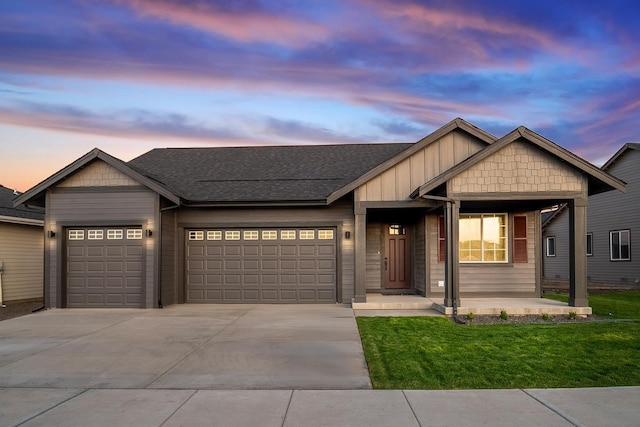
[114, 0, 331, 48]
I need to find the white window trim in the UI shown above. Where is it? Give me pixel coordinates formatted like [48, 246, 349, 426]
[586, 233, 593, 257]
[610, 230, 630, 261]
[318, 229, 334, 240]
[459, 213, 508, 263]
[68, 229, 85, 240]
[546, 236, 556, 257]
[88, 229, 103, 240]
[107, 229, 124, 240]
[189, 230, 204, 241]
[127, 229, 143, 240]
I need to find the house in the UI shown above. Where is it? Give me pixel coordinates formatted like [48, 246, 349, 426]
[14, 118, 625, 309]
[0, 184, 44, 304]
[543, 143, 639, 286]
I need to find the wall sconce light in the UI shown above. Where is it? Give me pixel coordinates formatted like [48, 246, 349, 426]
[48, 230, 56, 238]
[345, 231, 351, 239]
[146, 229, 153, 237]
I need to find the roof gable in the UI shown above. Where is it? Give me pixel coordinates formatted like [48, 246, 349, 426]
[327, 118, 496, 203]
[602, 143, 640, 171]
[414, 126, 626, 199]
[13, 148, 180, 207]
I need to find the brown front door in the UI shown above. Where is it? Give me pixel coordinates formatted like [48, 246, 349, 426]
[384, 224, 411, 289]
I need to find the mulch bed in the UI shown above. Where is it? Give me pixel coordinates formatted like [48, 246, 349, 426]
[0, 300, 45, 322]
[453, 313, 606, 325]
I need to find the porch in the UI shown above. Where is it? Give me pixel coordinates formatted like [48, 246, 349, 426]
[352, 294, 592, 316]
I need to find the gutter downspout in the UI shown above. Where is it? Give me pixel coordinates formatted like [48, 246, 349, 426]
[0, 261, 5, 307]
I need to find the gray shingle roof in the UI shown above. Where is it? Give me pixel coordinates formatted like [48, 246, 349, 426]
[0, 185, 44, 220]
[128, 144, 413, 203]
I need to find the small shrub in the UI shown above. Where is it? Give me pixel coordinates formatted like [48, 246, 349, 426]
[465, 312, 474, 322]
[541, 313, 549, 321]
[500, 310, 508, 320]
[568, 311, 577, 320]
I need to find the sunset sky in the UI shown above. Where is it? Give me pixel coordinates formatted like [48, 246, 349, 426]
[1, 0, 639, 192]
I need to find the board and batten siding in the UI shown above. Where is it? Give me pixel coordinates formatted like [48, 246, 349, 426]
[176, 201, 355, 303]
[0, 222, 43, 302]
[160, 208, 178, 306]
[429, 212, 537, 296]
[359, 130, 486, 202]
[365, 221, 382, 291]
[413, 216, 427, 294]
[46, 188, 158, 308]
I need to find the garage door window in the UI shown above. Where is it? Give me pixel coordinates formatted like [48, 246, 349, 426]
[69, 229, 85, 240]
[108, 229, 124, 240]
[300, 230, 315, 239]
[318, 230, 334, 239]
[127, 229, 143, 239]
[207, 231, 222, 240]
[225, 231, 240, 240]
[88, 230, 103, 240]
[281, 230, 296, 240]
[244, 230, 259, 240]
[189, 230, 204, 240]
[262, 230, 277, 240]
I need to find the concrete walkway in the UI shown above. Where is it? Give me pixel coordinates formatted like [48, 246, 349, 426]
[2, 387, 639, 426]
[1, 306, 638, 426]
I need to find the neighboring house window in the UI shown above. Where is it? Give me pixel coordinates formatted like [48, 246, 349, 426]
[610, 230, 630, 261]
[459, 214, 507, 262]
[546, 237, 556, 257]
[513, 215, 528, 263]
[586, 233, 593, 257]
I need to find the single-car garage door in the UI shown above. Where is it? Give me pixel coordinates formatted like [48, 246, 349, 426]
[186, 228, 336, 303]
[65, 227, 144, 307]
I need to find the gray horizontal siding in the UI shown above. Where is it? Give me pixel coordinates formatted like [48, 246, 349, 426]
[542, 211, 570, 281]
[0, 223, 43, 302]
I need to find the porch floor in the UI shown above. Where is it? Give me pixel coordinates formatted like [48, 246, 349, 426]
[352, 294, 592, 316]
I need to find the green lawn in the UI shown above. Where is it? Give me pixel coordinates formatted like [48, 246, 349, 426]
[544, 290, 640, 319]
[357, 291, 640, 390]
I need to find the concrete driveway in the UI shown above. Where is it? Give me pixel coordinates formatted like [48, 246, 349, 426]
[0, 304, 371, 390]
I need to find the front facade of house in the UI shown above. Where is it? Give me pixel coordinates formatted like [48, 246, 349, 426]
[543, 143, 638, 286]
[15, 119, 624, 309]
[0, 185, 44, 303]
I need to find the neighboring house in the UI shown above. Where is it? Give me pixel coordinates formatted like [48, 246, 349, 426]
[0, 184, 44, 303]
[543, 143, 639, 286]
[14, 118, 625, 309]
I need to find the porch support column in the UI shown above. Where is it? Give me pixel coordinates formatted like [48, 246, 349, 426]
[568, 198, 588, 307]
[353, 206, 367, 303]
[444, 201, 460, 309]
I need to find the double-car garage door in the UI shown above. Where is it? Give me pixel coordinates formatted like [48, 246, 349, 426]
[186, 227, 337, 303]
[65, 227, 143, 307]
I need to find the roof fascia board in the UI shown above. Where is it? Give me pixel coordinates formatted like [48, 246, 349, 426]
[0, 215, 44, 226]
[601, 143, 639, 170]
[14, 148, 181, 207]
[327, 118, 497, 204]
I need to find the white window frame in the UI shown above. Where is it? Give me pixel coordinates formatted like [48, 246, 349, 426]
[610, 230, 630, 261]
[459, 213, 508, 263]
[68, 229, 85, 240]
[88, 229, 103, 240]
[586, 233, 593, 257]
[546, 236, 556, 257]
[189, 230, 204, 241]
[107, 229, 123, 240]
